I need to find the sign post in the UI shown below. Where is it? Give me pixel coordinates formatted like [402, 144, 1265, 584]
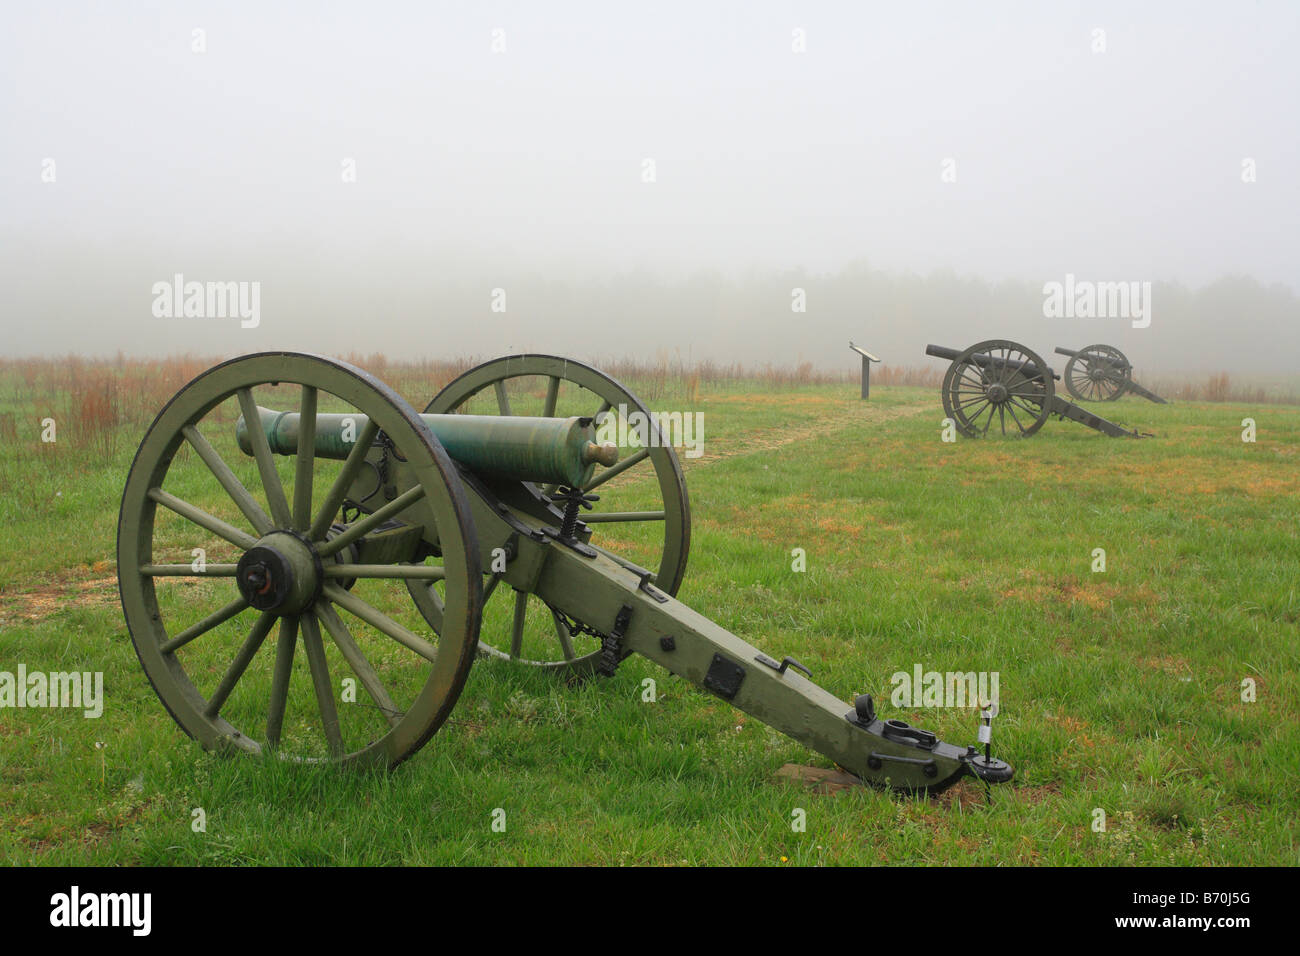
[849, 342, 881, 399]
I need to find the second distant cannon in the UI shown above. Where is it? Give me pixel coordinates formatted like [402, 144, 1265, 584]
[1053, 344, 1168, 404]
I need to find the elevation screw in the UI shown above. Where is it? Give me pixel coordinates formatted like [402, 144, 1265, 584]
[550, 487, 599, 540]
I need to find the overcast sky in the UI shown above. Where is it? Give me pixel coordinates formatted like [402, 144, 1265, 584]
[1, 2, 1296, 370]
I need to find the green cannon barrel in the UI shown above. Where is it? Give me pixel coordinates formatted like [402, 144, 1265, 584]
[236, 406, 617, 489]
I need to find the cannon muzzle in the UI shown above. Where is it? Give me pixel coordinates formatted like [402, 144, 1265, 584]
[924, 344, 961, 362]
[236, 406, 617, 489]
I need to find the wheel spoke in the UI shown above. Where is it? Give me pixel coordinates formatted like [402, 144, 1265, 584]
[160, 596, 249, 654]
[237, 388, 292, 528]
[961, 400, 991, 428]
[300, 612, 344, 757]
[266, 615, 298, 746]
[203, 611, 276, 718]
[542, 376, 560, 418]
[1009, 396, 1042, 418]
[412, 579, 446, 633]
[1006, 401, 1026, 433]
[182, 424, 273, 536]
[482, 572, 503, 602]
[551, 610, 577, 661]
[148, 487, 258, 550]
[509, 590, 527, 658]
[583, 447, 649, 491]
[308, 417, 381, 540]
[316, 484, 427, 558]
[493, 380, 512, 415]
[141, 563, 239, 577]
[583, 510, 665, 523]
[315, 601, 402, 728]
[292, 386, 317, 531]
[992, 349, 1011, 386]
[323, 563, 445, 581]
[323, 584, 439, 663]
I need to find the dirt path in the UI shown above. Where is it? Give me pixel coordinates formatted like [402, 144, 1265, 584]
[0, 564, 120, 625]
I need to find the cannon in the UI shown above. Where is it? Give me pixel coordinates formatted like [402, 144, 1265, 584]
[925, 339, 1147, 438]
[117, 352, 1011, 793]
[1054, 344, 1168, 404]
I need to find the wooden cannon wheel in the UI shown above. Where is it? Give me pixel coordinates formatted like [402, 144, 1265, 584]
[1063, 344, 1131, 402]
[941, 339, 1054, 438]
[412, 354, 691, 674]
[117, 352, 483, 767]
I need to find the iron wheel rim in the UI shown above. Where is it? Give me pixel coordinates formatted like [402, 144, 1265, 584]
[117, 352, 482, 767]
[941, 339, 1054, 438]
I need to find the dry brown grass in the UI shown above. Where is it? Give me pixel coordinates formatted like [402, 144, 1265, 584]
[1, 354, 1293, 469]
[1148, 369, 1300, 404]
[873, 364, 944, 388]
[591, 356, 852, 401]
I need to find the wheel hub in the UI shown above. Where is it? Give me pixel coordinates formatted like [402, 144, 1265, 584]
[985, 382, 1009, 403]
[236, 531, 322, 614]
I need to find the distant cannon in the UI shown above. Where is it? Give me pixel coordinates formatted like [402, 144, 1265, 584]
[1054, 345, 1168, 404]
[924, 339, 1147, 438]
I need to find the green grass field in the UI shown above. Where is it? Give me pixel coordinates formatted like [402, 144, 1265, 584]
[1, 362, 1297, 866]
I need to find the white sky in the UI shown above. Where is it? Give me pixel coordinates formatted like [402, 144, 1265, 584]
[1, 2, 1296, 368]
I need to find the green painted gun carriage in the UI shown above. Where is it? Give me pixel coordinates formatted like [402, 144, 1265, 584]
[117, 352, 1010, 793]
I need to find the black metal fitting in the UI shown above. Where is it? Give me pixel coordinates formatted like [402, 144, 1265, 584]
[550, 486, 599, 540]
[597, 604, 633, 678]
